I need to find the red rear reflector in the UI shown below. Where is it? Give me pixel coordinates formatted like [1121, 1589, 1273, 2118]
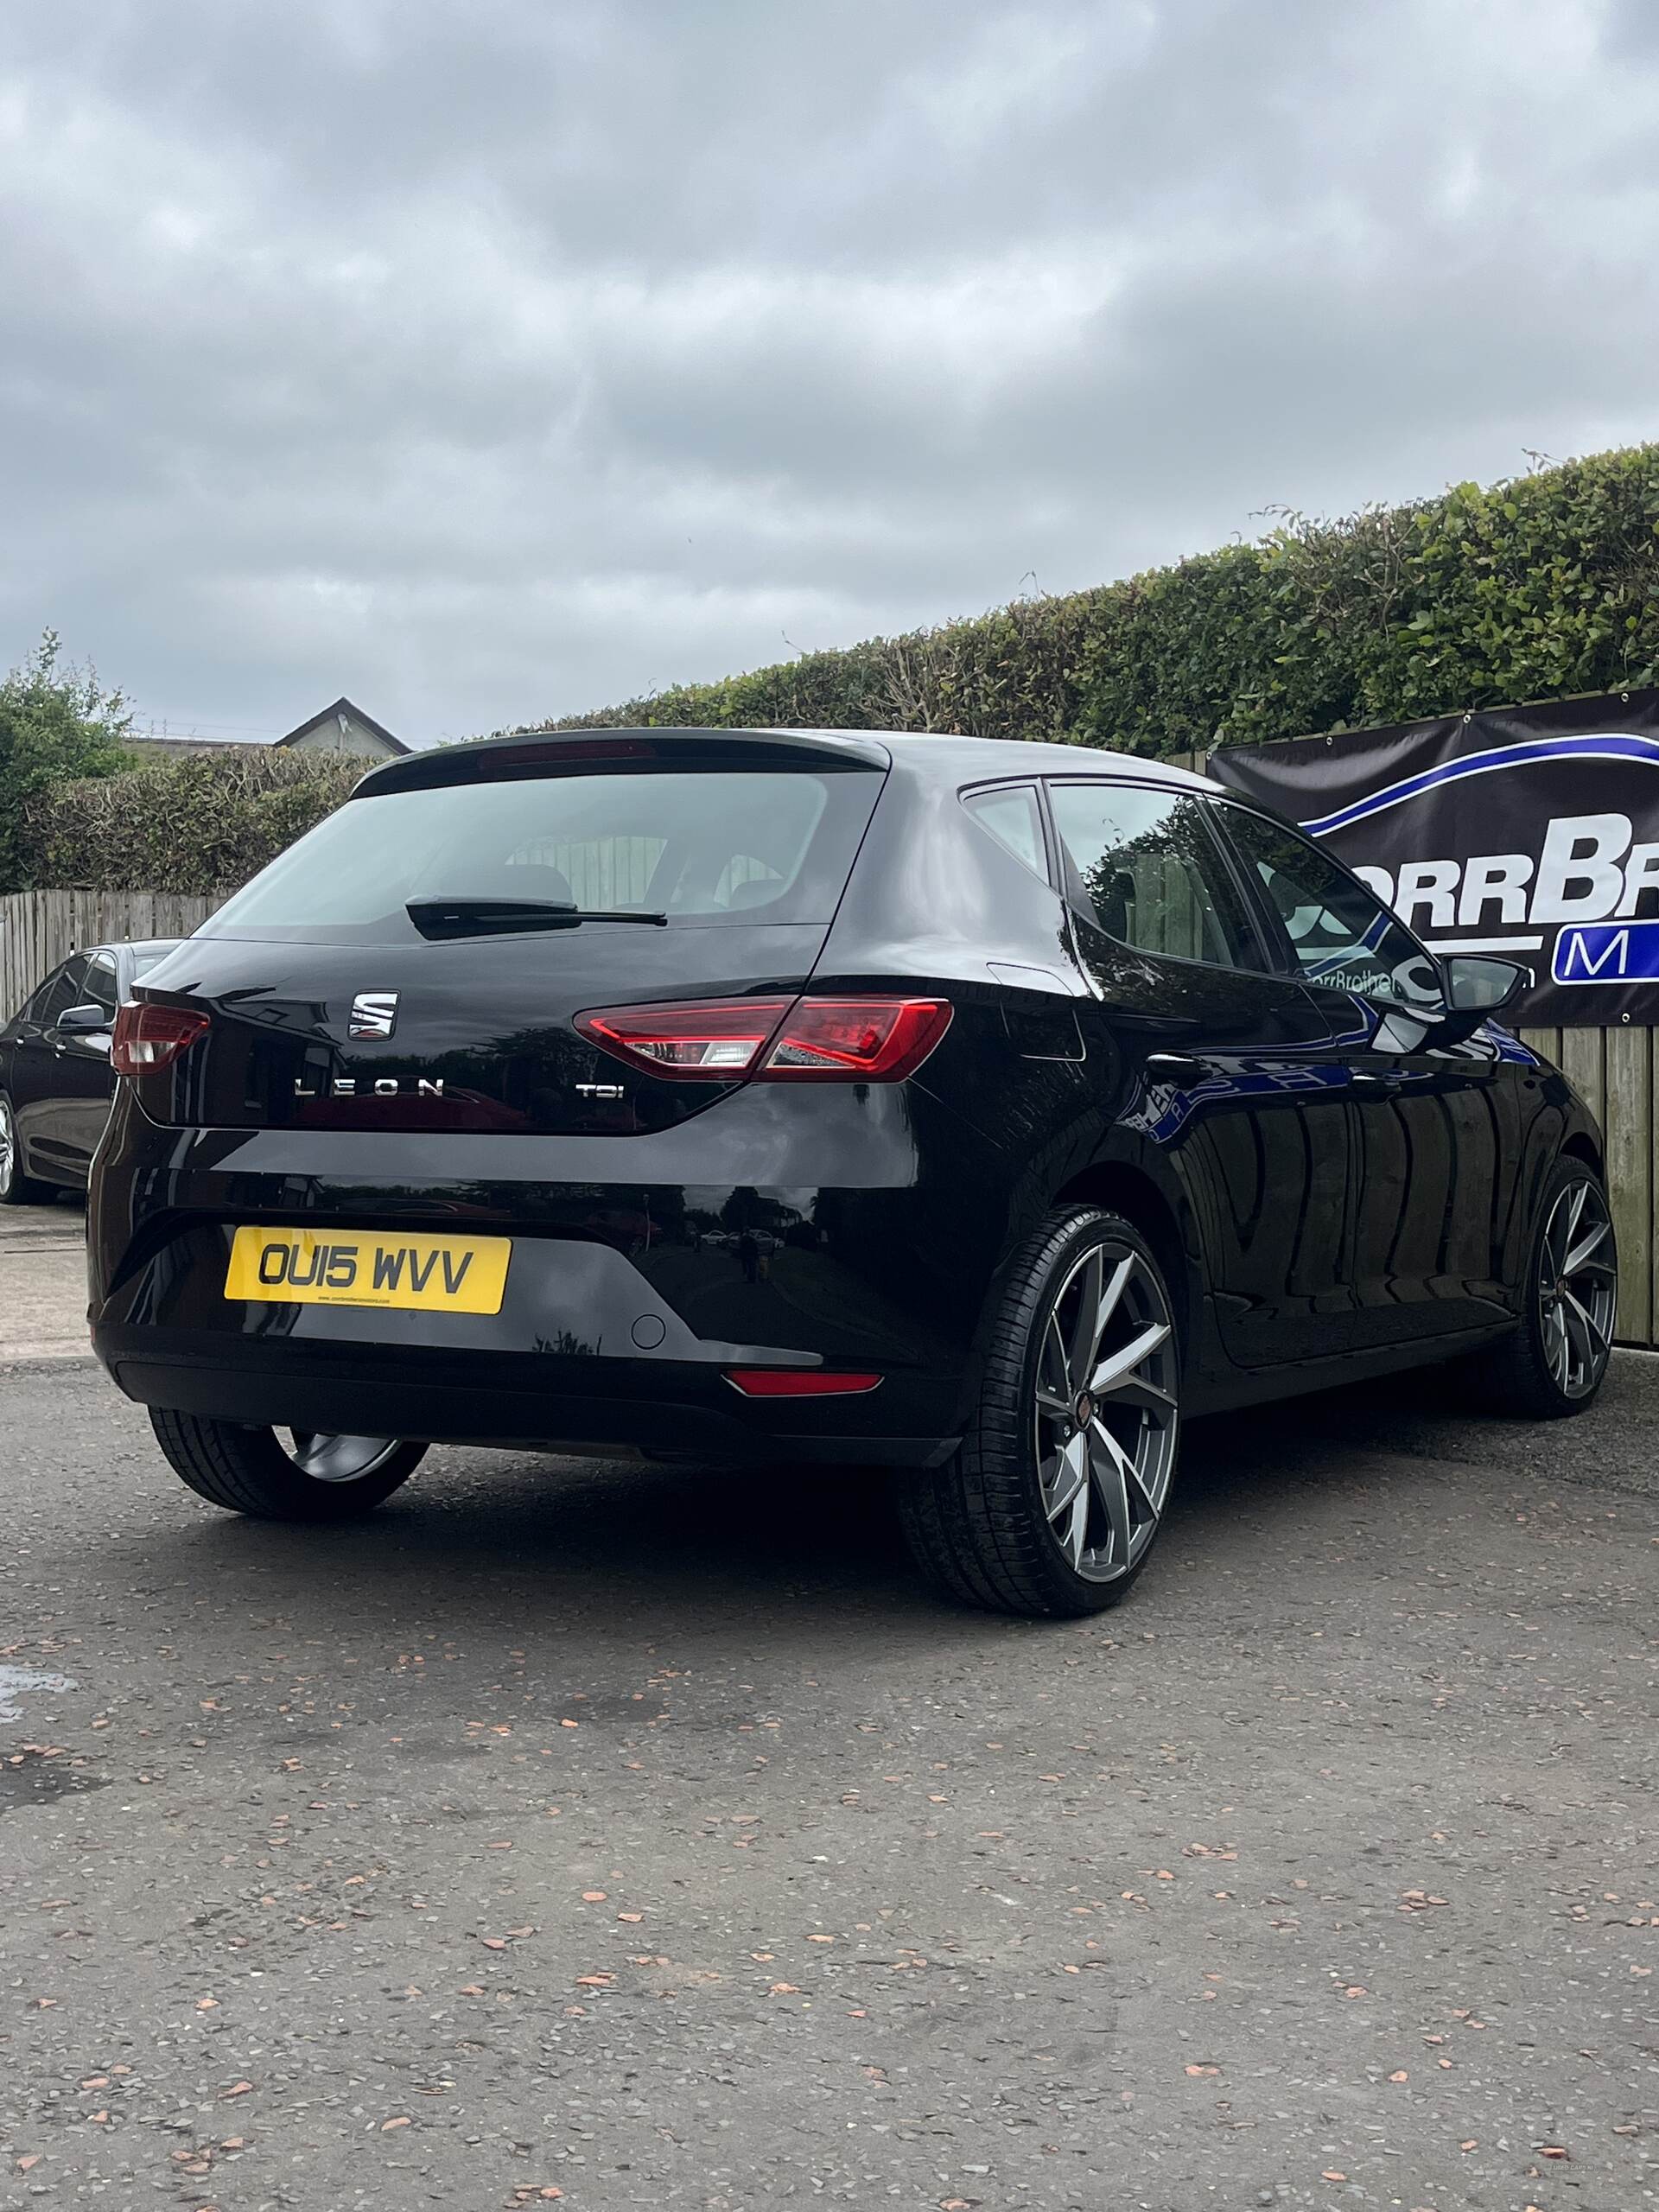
[576, 996, 951, 1083]
[575, 998, 792, 1079]
[724, 1369, 882, 1397]
[111, 1002, 210, 1076]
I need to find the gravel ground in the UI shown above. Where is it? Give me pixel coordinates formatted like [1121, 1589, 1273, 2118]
[0, 1196, 90, 1364]
[0, 1356, 1655, 2210]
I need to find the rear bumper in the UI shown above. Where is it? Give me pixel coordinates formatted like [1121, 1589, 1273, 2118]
[95, 1332, 958, 1465]
[87, 1090, 1007, 1463]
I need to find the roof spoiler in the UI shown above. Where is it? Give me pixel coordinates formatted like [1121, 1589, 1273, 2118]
[354, 726, 893, 798]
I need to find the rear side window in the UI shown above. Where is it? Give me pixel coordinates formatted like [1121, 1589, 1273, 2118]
[200, 768, 882, 942]
[36, 959, 86, 1024]
[963, 785, 1048, 881]
[83, 954, 118, 1019]
[1048, 782, 1257, 969]
[19, 969, 62, 1023]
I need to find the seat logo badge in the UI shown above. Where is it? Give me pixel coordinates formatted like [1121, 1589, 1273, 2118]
[348, 990, 399, 1040]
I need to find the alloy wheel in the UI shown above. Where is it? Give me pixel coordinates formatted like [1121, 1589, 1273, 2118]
[285, 1432, 408, 1484]
[0, 1100, 13, 1198]
[1539, 1179, 1617, 1399]
[1033, 1239, 1179, 1582]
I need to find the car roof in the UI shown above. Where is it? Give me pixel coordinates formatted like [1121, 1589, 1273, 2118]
[80, 938, 182, 962]
[824, 729, 1212, 789]
[358, 725, 1212, 798]
[768, 728, 1213, 790]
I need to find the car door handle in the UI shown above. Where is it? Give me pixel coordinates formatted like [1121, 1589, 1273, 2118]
[1145, 1052, 1205, 1084]
[1350, 1068, 1402, 1091]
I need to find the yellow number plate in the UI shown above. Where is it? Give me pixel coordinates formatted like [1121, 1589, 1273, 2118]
[225, 1227, 511, 1315]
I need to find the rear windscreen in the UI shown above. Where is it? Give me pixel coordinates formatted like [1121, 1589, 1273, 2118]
[199, 766, 883, 942]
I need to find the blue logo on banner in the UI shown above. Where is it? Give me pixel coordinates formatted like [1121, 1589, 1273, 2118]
[1552, 917, 1659, 986]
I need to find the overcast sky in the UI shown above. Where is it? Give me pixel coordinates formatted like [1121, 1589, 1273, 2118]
[2, 1, 1656, 746]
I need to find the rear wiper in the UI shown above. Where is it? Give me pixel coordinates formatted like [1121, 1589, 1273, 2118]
[407, 898, 668, 940]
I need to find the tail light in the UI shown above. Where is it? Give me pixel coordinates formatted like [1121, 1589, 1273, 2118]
[763, 999, 953, 1078]
[725, 1369, 882, 1396]
[575, 996, 951, 1082]
[575, 998, 793, 1079]
[111, 1002, 210, 1075]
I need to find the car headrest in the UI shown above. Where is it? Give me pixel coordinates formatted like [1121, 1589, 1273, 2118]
[723, 876, 782, 910]
[493, 864, 576, 905]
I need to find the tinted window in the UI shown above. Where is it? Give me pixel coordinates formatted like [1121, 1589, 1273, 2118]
[200, 768, 882, 943]
[18, 972, 60, 1024]
[38, 958, 86, 1024]
[963, 785, 1047, 881]
[129, 947, 175, 983]
[1049, 783, 1256, 969]
[83, 955, 118, 1020]
[1219, 804, 1444, 1010]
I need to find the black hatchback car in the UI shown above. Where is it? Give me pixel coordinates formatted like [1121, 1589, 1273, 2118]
[89, 728, 1616, 1616]
[1, 938, 181, 1203]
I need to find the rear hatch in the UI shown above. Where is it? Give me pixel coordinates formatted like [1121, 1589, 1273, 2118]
[132, 733, 887, 1137]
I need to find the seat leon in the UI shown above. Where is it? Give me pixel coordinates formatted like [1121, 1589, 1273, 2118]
[88, 728, 1616, 1616]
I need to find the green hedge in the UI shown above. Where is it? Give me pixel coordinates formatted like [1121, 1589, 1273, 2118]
[26, 447, 1659, 896]
[520, 444, 1659, 755]
[0, 632, 135, 893]
[22, 747, 361, 895]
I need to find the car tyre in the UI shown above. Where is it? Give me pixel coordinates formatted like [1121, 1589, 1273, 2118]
[0, 1093, 56, 1205]
[1460, 1154, 1618, 1419]
[897, 1207, 1181, 1618]
[149, 1410, 426, 1520]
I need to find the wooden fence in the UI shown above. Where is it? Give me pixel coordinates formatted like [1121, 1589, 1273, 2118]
[1516, 1024, 1655, 1349]
[0, 888, 223, 1025]
[3, 880, 1656, 1349]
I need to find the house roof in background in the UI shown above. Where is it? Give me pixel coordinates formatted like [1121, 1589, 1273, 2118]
[275, 696, 410, 753]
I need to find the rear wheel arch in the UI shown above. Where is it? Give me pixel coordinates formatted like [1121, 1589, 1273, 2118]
[1560, 1129, 1603, 1176]
[1049, 1161, 1193, 1350]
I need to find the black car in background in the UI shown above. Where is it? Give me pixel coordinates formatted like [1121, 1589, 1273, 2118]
[0, 939, 180, 1203]
[88, 730, 1615, 1617]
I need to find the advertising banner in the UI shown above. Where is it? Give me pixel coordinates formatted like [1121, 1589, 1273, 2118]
[1209, 688, 1659, 1027]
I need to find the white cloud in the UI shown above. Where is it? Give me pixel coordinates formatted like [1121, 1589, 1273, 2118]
[0, 0, 1655, 741]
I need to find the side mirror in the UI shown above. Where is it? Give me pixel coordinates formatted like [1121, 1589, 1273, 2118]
[1441, 954, 1531, 1015]
[1429, 954, 1532, 1046]
[55, 1002, 112, 1038]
